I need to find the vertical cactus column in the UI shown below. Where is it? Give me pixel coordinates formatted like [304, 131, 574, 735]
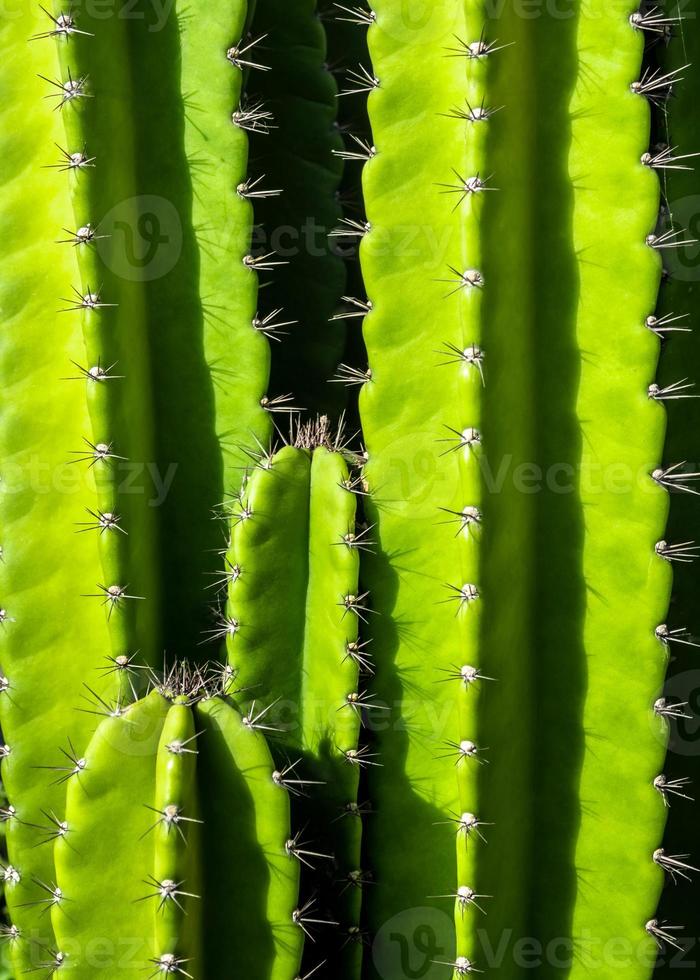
[355, 3, 499, 974]
[246, 0, 347, 415]
[0, 6, 123, 973]
[52, 679, 299, 979]
[566, 3, 676, 975]
[225, 420, 366, 974]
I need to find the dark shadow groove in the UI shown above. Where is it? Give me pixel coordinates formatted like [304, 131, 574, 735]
[124, 2, 223, 658]
[478, 3, 584, 976]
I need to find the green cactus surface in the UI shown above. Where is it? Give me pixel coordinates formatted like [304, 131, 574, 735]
[2, 1, 700, 979]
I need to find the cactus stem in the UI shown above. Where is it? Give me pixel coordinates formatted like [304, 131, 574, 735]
[226, 34, 270, 73]
[31, 8, 92, 41]
[653, 848, 700, 883]
[654, 773, 694, 806]
[333, 3, 376, 27]
[39, 69, 90, 110]
[285, 831, 334, 870]
[645, 918, 685, 951]
[337, 65, 380, 97]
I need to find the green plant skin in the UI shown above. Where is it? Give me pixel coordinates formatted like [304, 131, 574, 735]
[153, 703, 200, 966]
[566, 4, 671, 976]
[653, 3, 700, 968]
[195, 697, 302, 980]
[119, 0, 272, 655]
[246, 0, 347, 415]
[357, 3, 487, 972]
[226, 441, 363, 973]
[54, 9, 161, 661]
[54, 691, 297, 980]
[53, 691, 171, 977]
[0, 6, 119, 973]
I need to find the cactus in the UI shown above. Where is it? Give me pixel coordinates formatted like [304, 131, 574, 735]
[1, 0, 700, 979]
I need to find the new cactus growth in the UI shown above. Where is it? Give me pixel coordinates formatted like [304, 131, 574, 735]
[2, 0, 700, 978]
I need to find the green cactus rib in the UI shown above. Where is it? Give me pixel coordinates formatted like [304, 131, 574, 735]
[195, 696, 302, 980]
[153, 702, 201, 968]
[120, 0, 272, 655]
[54, 683, 298, 979]
[0, 6, 121, 973]
[566, 5, 672, 975]
[53, 6, 161, 661]
[246, 0, 347, 415]
[652, 2, 700, 968]
[225, 426, 364, 972]
[356, 3, 489, 972]
[53, 690, 171, 977]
